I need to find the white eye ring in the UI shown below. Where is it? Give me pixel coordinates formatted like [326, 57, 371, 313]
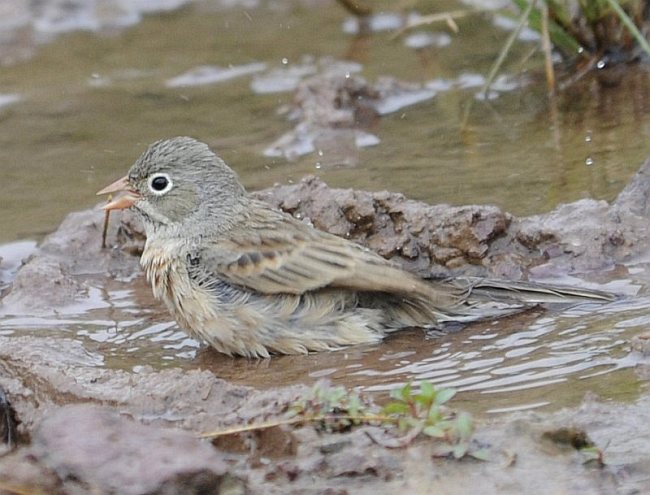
[147, 173, 173, 196]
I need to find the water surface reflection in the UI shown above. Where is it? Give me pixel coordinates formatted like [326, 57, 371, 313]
[1, 270, 645, 415]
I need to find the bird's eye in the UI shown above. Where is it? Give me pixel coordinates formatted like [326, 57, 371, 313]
[148, 173, 173, 195]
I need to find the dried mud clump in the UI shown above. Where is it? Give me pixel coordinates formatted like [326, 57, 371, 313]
[255, 176, 511, 278]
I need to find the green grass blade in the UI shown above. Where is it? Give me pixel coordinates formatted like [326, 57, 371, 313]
[604, 0, 650, 57]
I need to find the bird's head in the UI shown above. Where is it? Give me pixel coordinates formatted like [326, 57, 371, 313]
[97, 137, 247, 235]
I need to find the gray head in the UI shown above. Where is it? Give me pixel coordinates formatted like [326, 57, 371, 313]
[99, 137, 247, 236]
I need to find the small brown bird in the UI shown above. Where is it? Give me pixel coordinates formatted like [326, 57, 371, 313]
[98, 137, 615, 358]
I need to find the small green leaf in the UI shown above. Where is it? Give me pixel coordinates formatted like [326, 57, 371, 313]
[423, 425, 447, 438]
[413, 394, 432, 407]
[419, 382, 435, 400]
[435, 387, 457, 405]
[469, 448, 491, 461]
[389, 388, 402, 401]
[453, 442, 469, 459]
[329, 387, 346, 404]
[347, 395, 361, 414]
[434, 420, 452, 431]
[456, 412, 474, 439]
[579, 446, 604, 465]
[389, 383, 411, 402]
[400, 383, 413, 402]
[383, 402, 410, 415]
[427, 405, 442, 423]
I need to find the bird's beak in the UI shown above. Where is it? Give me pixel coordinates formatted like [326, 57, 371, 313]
[96, 175, 140, 211]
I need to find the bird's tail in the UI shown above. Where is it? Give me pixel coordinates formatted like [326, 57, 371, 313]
[382, 276, 618, 329]
[447, 276, 617, 305]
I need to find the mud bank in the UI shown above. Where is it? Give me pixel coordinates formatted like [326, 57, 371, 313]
[0, 356, 649, 494]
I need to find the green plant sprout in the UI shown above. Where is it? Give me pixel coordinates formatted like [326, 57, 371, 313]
[202, 380, 489, 460]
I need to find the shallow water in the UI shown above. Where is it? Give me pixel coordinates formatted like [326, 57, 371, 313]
[1, 0, 650, 414]
[0, 264, 647, 414]
[2, 0, 649, 243]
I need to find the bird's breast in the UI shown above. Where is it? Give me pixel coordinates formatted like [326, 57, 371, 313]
[140, 240, 183, 302]
[140, 238, 220, 333]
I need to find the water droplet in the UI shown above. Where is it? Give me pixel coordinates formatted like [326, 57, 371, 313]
[585, 156, 594, 166]
[281, 57, 289, 65]
[596, 59, 606, 69]
[344, 72, 351, 79]
[315, 162, 322, 169]
[585, 131, 592, 143]
[317, 149, 324, 157]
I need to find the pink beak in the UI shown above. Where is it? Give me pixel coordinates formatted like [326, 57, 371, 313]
[96, 175, 141, 210]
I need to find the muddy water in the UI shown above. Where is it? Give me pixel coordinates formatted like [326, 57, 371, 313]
[2, 1, 650, 243]
[0, 267, 647, 415]
[1, 0, 650, 414]
[198, 288, 650, 415]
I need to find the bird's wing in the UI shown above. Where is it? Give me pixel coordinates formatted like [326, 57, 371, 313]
[191, 204, 461, 306]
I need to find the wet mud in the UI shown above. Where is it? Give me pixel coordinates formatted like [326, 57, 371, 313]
[0, 343, 648, 493]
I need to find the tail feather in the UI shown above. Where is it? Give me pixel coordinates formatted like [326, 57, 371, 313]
[445, 277, 617, 305]
[371, 276, 617, 331]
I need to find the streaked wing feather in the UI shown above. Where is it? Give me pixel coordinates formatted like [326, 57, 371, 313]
[194, 207, 462, 306]
[207, 233, 369, 294]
